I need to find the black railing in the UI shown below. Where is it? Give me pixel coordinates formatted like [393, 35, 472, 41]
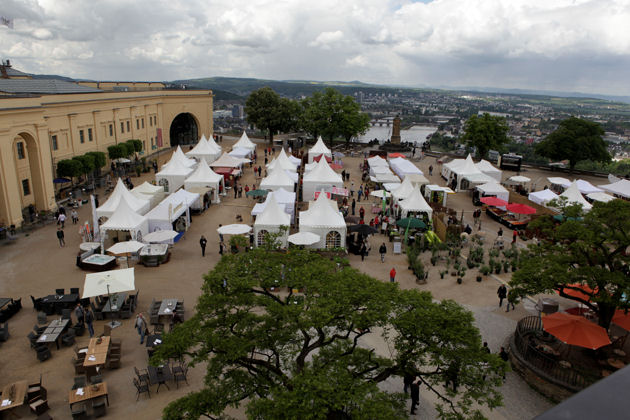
[513, 316, 596, 390]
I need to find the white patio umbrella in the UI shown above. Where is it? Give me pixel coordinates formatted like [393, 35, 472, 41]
[288, 232, 320, 245]
[370, 190, 389, 198]
[143, 230, 179, 243]
[508, 175, 531, 184]
[82, 268, 135, 299]
[107, 240, 145, 255]
[217, 224, 252, 235]
[114, 158, 131, 163]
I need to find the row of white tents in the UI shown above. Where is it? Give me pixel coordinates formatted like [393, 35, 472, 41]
[441, 154, 502, 191]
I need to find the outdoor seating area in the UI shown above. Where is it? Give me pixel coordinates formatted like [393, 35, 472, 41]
[0, 376, 50, 418]
[133, 360, 189, 399]
[36, 291, 80, 315]
[148, 298, 184, 331]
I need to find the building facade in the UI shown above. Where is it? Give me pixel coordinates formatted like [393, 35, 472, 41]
[0, 88, 213, 227]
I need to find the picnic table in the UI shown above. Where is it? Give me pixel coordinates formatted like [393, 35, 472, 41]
[69, 381, 109, 407]
[37, 318, 70, 349]
[84, 336, 110, 367]
[0, 380, 27, 413]
[39, 293, 79, 315]
[158, 299, 178, 317]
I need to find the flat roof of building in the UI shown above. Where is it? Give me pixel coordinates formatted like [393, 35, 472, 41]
[0, 79, 102, 94]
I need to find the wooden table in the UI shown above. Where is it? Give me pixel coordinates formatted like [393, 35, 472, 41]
[0, 380, 27, 412]
[83, 336, 110, 367]
[68, 381, 109, 407]
[37, 318, 69, 349]
[158, 299, 178, 316]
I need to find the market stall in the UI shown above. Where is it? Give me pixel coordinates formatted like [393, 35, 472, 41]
[97, 178, 150, 219]
[172, 145, 197, 168]
[528, 189, 560, 207]
[388, 157, 423, 180]
[475, 182, 510, 204]
[392, 177, 415, 201]
[398, 187, 433, 220]
[475, 159, 502, 182]
[232, 131, 256, 151]
[145, 189, 200, 234]
[298, 192, 346, 249]
[558, 181, 592, 212]
[155, 157, 194, 194]
[267, 149, 298, 172]
[131, 181, 165, 208]
[100, 198, 149, 243]
[308, 136, 332, 163]
[251, 188, 296, 223]
[600, 179, 630, 199]
[260, 167, 296, 192]
[424, 184, 454, 206]
[186, 134, 221, 164]
[302, 158, 344, 201]
[184, 159, 224, 204]
[254, 196, 290, 248]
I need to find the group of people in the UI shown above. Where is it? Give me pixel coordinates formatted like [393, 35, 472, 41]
[73, 302, 95, 337]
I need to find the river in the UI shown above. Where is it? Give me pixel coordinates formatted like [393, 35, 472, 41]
[357, 125, 437, 145]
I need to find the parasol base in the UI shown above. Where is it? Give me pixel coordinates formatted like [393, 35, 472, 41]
[106, 320, 121, 329]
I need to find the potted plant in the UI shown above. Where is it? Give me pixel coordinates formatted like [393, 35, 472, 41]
[481, 265, 491, 276]
[511, 259, 518, 272]
[440, 269, 447, 279]
[494, 262, 502, 274]
[431, 255, 438, 266]
[503, 260, 510, 273]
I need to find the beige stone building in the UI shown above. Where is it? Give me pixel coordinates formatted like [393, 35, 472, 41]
[0, 62, 213, 226]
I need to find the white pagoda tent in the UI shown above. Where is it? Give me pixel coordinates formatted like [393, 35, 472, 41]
[475, 159, 502, 183]
[476, 182, 510, 203]
[528, 189, 559, 207]
[232, 131, 256, 151]
[443, 155, 494, 191]
[299, 192, 346, 249]
[229, 147, 253, 159]
[97, 178, 150, 218]
[302, 158, 344, 201]
[131, 181, 165, 208]
[558, 181, 592, 211]
[308, 136, 332, 163]
[100, 197, 149, 242]
[254, 196, 290, 248]
[145, 189, 200, 232]
[172, 145, 197, 168]
[392, 177, 415, 201]
[575, 179, 603, 195]
[600, 179, 630, 199]
[399, 187, 433, 220]
[267, 149, 298, 172]
[186, 135, 221, 164]
[209, 152, 248, 169]
[156, 156, 194, 193]
[260, 166, 295, 192]
[184, 159, 224, 204]
[251, 188, 296, 223]
[389, 157, 423, 180]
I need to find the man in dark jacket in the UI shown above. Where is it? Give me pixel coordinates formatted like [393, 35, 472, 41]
[200, 235, 207, 257]
[497, 284, 507, 307]
[379, 243, 387, 263]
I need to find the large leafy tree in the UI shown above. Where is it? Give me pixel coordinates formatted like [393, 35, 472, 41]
[535, 117, 610, 170]
[245, 87, 300, 144]
[460, 113, 510, 160]
[301, 88, 370, 146]
[510, 200, 630, 329]
[154, 249, 505, 420]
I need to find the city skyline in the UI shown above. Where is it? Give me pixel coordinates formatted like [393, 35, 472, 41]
[1, 0, 629, 96]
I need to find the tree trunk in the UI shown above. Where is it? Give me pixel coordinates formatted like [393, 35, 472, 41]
[598, 304, 615, 330]
[268, 128, 274, 145]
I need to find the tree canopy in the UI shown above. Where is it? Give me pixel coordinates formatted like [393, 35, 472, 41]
[460, 113, 510, 160]
[56, 158, 84, 179]
[510, 200, 630, 329]
[301, 88, 370, 145]
[535, 117, 610, 170]
[154, 249, 505, 420]
[245, 87, 300, 144]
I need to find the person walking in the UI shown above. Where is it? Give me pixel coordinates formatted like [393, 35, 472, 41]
[506, 289, 517, 312]
[359, 206, 365, 221]
[74, 303, 84, 325]
[218, 225, 224, 243]
[360, 242, 367, 261]
[57, 212, 66, 228]
[351, 199, 356, 215]
[219, 241, 225, 256]
[358, 185, 363, 202]
[497, 284, 507, 307]
[56, 227, 65, 247]
[390, 267, 396, 283]
[379, 243, 387, 263]
[258, 166, 262, 177]
[499, 347, 509, 379]
[71, 209, 79, 224]
[497, 227, 503, 237]
[410, 379, 420, 415]
[135, 313, 148, 344]
[350, 182, 355, 197]
[512, 229, 518, 244]
[200, 235, 207, 257]
[85, 307, 95, 337]
[403, 372, 415, 394]
[428, 165, 433, 176]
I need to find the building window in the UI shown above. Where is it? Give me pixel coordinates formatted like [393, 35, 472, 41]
[79, 130, 85, 143]
[325, 231, 341, 249]
[120, 122, 124, 133]
[153, 116, 157, 125]
[16, 142, 25, 159]
[136, 119, 139, 130]
[109, 124, 113, 136]
[126, 121, 130, 132]
[141, 118, 144, 128]
[51, 135, 58, 151]
[22, 179, 30, 196]
[149, 117, 152, 127]
[88, 128, 93, 142]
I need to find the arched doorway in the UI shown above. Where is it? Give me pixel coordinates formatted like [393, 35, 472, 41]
[169, 113, 198, 147]
[13, 132, 46, 217]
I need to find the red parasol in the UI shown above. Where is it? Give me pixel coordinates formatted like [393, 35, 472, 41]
[556, 283, 596, 302]
[480, 196, 508, 206]
[612, 309, 630, 331]
[313, 154, 332, 163]
[506, 203, 537, 215]
[565, 307, 591, 316]
[388, 152, 406, 158]
[542, 312, 611, 350]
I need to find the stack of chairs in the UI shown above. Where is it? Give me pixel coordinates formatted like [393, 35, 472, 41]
[107, 338, 122, 369]
[0, 298, 22, 322]
[28, 325, 52, 361]
[72, 345, 87, 374]
[149, 299, 161, 325]
[27, 375, 49, 416]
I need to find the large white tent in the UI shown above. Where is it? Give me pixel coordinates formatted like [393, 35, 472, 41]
[476, 182, 510, 203]
[186, 135, 221, 164]
[251, 188, 296, 222]
[254, 196, 290, 248]
[600, 179, 630, 199]
[586, 192, 616, 203]
[184, 159, 224, 203]
[156, 156, 194, 194]
[475, 160, 502, 183]
[145, 189, 200, 232]
[308, 136, 332, 163]
[267, 149, 298, 172]
[260, 166, 295, 192]
[389, 157, 423, 180]
[558, 181, 592, 211]
[367, 155, 388, 167]
[172, 145, 197, 168]
[229, 147, 253, 159]
[232, 131, 256, 151]
[100, 197, 149, 241]
[575, 180, 603, 195]
[131, 181, 165, 208]
[405, 173, 430, 188]
[443, 155, 494, 191]
[97, 178, 150, 218]
[398, 187, 433, 219]
[209, 152, 248, 168]
[392, 177, 415, 200]
[299, 192, 346, 249]
[302, 158, 344, 201]
[528, 189, 559, 206]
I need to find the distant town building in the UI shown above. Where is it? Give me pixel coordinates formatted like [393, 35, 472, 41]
[232, 104, 244, 119]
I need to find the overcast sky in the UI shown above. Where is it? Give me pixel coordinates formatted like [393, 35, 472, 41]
[1, 0, 629, 96]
